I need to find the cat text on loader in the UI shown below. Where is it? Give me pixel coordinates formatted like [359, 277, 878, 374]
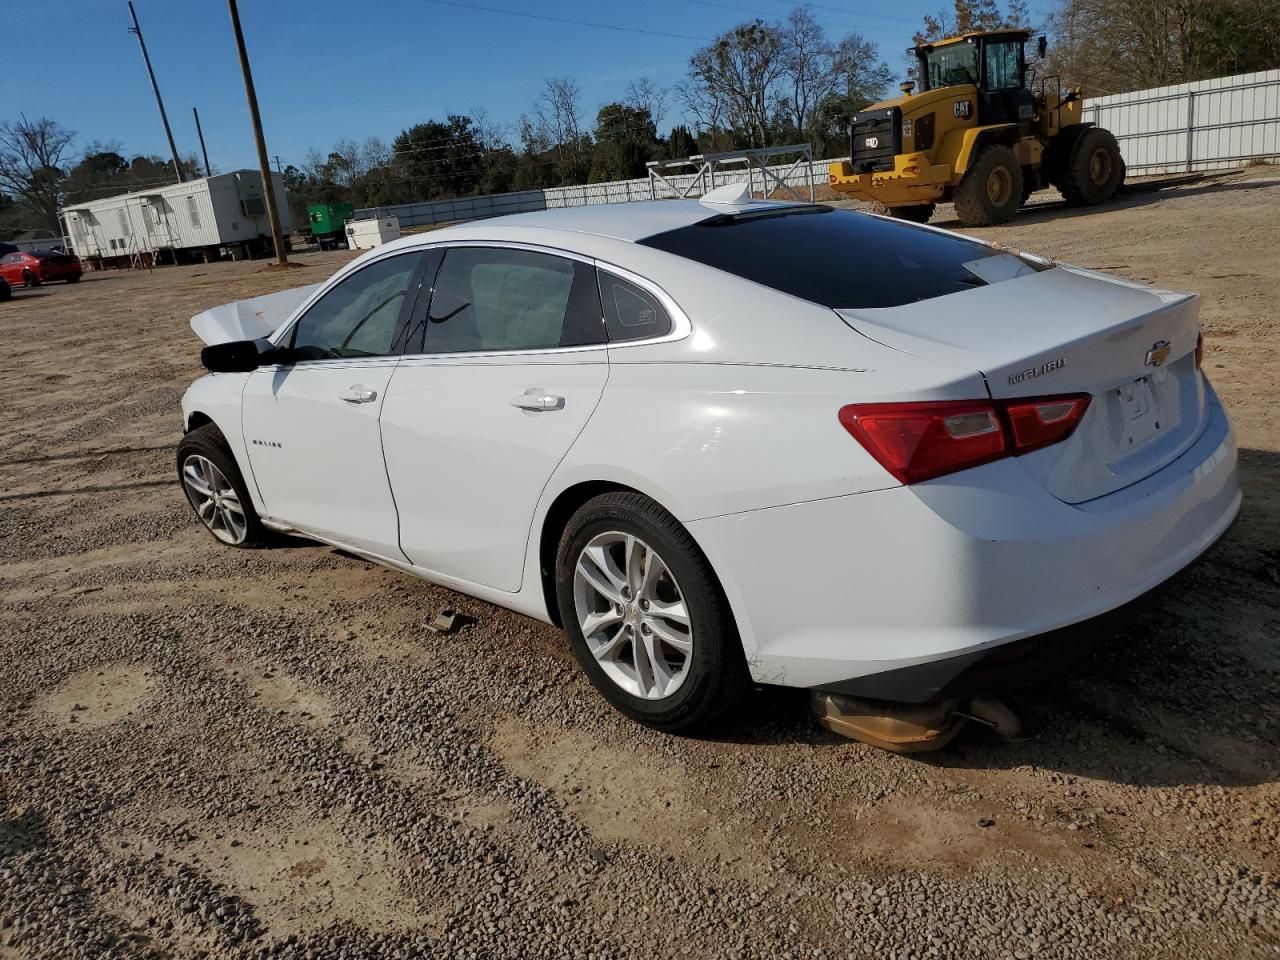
[827, 30, 1125, 226]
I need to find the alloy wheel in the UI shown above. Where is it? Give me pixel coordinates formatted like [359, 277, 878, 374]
[573, 531, 694, 700]
[181, 454, 248, 545]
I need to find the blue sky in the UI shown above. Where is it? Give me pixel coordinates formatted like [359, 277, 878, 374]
[12, 0, 1053, 172]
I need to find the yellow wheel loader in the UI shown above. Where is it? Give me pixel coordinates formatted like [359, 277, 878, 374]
[828, 30, 1124, 226]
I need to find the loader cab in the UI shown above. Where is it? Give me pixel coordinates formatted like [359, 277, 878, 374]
[914, 30, 1036, 131]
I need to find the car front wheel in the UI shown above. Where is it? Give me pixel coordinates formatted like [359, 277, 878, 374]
[555, 491, 750, 732]
[177, 423, 268, 548]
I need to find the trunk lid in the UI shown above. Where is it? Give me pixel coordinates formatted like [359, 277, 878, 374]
[836, 263, 1206, 503]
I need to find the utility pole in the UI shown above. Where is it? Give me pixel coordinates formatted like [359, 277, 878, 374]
[227, 0, 287, 264]
[128, 1, 183, 184]
[193, 107, 212, 179]
[274, 155, 284, 176]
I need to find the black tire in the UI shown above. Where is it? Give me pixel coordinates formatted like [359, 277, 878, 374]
[952, 144, 1023, 226]
[176, 422, 269, 548]
[22, 270, 41, 288]
[555, 492, 750, 732]
[1060, 126, 1124, 206]
[871, 202, 935, 224]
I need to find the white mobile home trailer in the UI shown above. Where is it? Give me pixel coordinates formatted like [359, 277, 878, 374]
[60, 170, 291, 265]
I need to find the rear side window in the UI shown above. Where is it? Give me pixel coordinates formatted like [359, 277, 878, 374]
[425, 247, 603, 353]
[638, 207, 999, 309]
[598, 271, 672, 342]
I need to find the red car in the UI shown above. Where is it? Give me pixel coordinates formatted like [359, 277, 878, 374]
[0, 249, 83, 287]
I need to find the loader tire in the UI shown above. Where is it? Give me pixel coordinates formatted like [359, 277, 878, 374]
[952, 144, 1023, 226]
[1060, 127, 1124, 206]
[871, 202, 935, 224]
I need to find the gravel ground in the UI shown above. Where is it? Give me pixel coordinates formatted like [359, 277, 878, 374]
[2, 167, 1278, 959]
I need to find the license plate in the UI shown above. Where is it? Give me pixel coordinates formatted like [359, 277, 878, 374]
[1114, 374, 1171, 449]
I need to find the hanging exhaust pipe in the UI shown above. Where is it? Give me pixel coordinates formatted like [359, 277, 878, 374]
[811, 691, 1021, 752]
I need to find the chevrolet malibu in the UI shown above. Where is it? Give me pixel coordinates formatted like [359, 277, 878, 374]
[178, 189, 1240, 740]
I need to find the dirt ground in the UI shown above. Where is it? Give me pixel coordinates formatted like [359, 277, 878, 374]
[1, 167, 1278, 959]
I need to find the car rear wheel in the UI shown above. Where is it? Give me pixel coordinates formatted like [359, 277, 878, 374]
[555, 492, 750, 732]
[177, 423, 268, 548]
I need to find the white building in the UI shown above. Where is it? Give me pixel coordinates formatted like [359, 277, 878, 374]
[61, 170, 292, 262]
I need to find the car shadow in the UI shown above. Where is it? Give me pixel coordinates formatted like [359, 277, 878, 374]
[705, 446, 1279, 790]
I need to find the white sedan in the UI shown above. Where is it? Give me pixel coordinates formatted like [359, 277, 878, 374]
[179, 189, 1240, 738]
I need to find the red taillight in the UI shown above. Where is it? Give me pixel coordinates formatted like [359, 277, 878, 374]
[839, 394, 1091, 484]
[1003, 394, 1091, 455]
[1195, 331, 1204, 369]
[838, 401, 1007, 484]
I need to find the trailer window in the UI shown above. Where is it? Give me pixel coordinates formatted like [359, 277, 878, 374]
[187, 196, 201, 228]
[638, 206, 1000, 309]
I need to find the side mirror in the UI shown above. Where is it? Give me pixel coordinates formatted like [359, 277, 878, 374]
[1037, 36, 1048, 59]
[201, 339, 263, 373]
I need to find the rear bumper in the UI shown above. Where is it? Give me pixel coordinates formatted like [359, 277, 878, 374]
[690, 387, 1240, 699]
[35, 265, 80, 281]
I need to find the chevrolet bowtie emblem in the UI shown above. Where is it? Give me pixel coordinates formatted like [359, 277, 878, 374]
[1145, 340, 1172, 367]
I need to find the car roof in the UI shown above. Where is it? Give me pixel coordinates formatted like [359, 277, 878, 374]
[382, 198, 815, 251]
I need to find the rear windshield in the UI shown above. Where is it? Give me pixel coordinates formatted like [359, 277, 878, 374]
[637, 206, 998, 310]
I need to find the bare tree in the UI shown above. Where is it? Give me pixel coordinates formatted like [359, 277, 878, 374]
[916, 0, 1030, 43]
[689, 20, 787, 148]
[469, 107, 510, 154]
[328, 138, 363, 187]
[531, 77, 587, 180]
[0, 115, 75, 233]
[1044, 0, 1278, 95]
[625, 77, 671, 128]
[301, 147, 329, 181]
[361, 136, 390, 170]
[780, 7, 839, 144]
[832, 33, 896, 107]
[675, 78, 728, 150]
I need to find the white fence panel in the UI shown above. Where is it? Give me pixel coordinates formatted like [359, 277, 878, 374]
[1083, 69, 1280, 174]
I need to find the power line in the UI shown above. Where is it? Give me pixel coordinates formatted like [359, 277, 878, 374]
[419, 0, 713, 42]
[688, 0, 915, 29]
[767, 0, 917, 23]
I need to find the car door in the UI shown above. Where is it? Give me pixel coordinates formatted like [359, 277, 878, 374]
[241, 250, 430, 559]
[380, 244, 609, 592]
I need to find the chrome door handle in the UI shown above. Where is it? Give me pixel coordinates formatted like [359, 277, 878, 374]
[510, 389, 565, 412]
[339, 385, 378, 404]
